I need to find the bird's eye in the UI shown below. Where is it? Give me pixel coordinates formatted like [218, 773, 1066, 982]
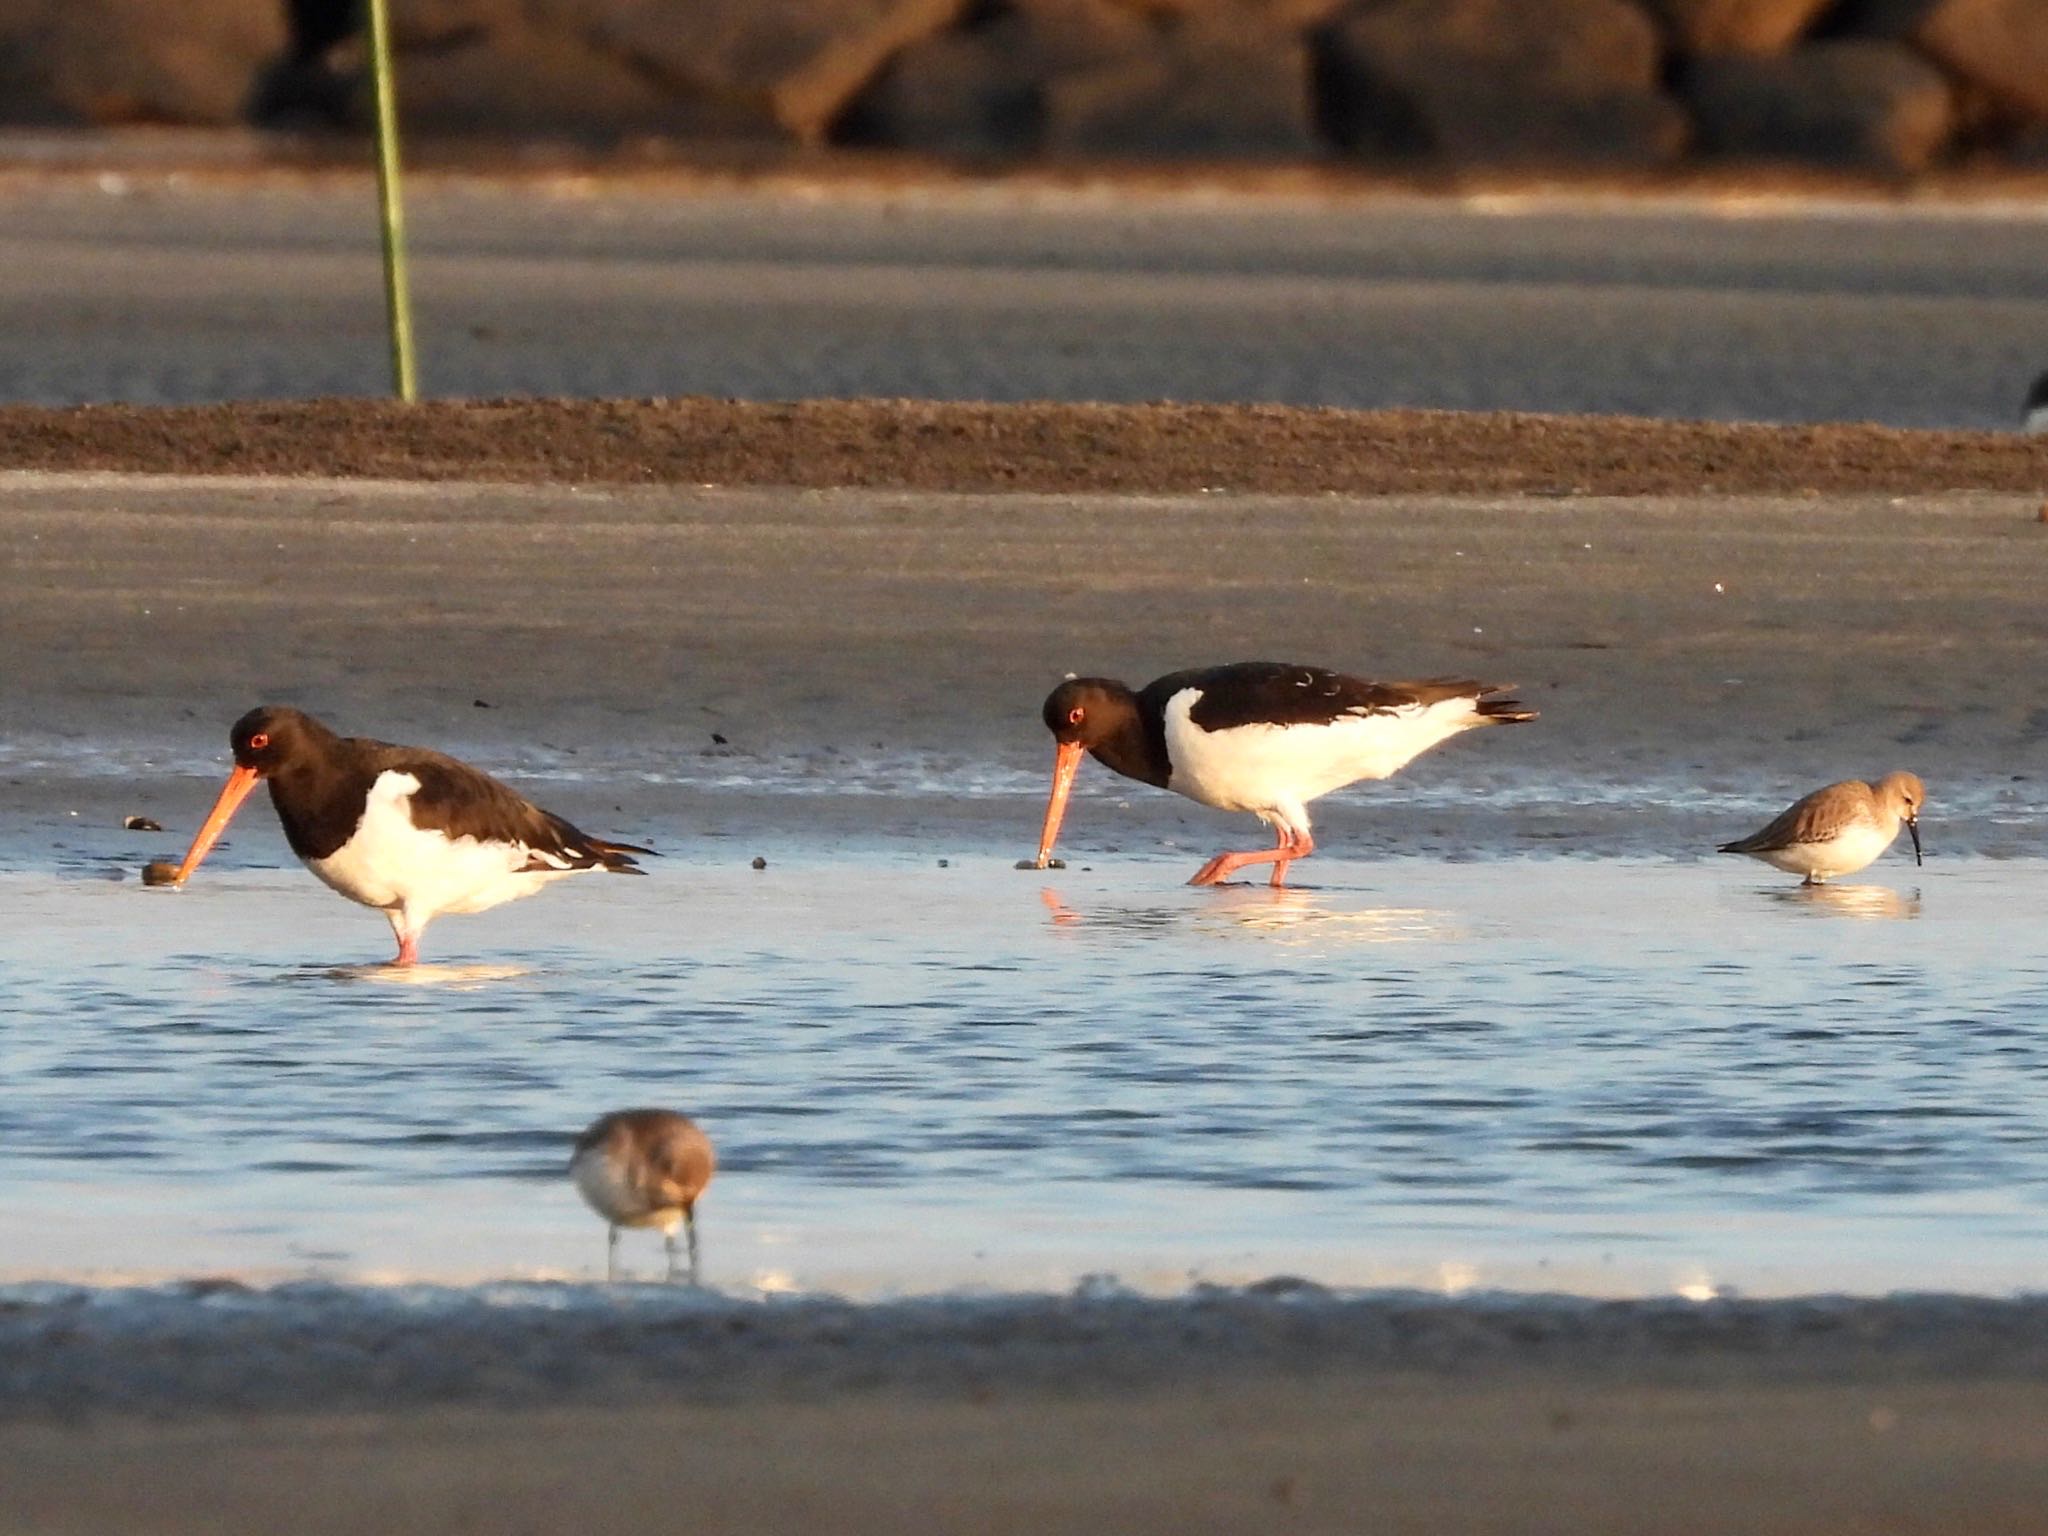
[1067, 706, 1085, 726]
[249, 732, 271, 751]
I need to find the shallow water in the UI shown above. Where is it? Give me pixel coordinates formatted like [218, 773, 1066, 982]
[4, 830, 2045, 1300]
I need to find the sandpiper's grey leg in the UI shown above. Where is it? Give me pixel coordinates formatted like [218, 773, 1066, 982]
[607, 1224, 620, 1282]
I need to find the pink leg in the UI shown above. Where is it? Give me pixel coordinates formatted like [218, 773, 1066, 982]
[1269, 828, 1315, 888]
[1190, 824, 1314, 887]
[387, 911, 423, 967]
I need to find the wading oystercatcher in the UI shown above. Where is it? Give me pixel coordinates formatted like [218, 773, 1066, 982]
[170, 705, 651, 964]
[1718, 772, 1925, 885]
[571, 1109, 716, 1283]
[1033, 662, 1537, 886]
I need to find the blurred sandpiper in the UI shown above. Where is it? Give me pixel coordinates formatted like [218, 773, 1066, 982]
[571, 1109, 716, 1283]
[1718, 773, 1925, 885]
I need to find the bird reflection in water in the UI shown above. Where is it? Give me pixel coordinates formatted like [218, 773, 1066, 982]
[1040, 886, 1462, 945]
[320, 961, 536, 987]
[1765, 883, 1921, 921]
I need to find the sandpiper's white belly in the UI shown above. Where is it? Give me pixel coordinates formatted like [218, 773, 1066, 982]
[306, 770, 574, 916]
[1161, 688, 1483, 819]
[571, 1146, 678, 1231]
[1753, 819, 1897, 882]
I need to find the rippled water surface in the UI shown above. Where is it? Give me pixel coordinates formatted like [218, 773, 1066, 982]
[6, 831, 2047, 1299]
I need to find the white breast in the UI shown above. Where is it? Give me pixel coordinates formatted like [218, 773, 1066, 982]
[571, 1146, 679, 1231]
[1162, 687, 1489, 821]
[1754, 818, 1898, 881]
[305, 770, 574, 917]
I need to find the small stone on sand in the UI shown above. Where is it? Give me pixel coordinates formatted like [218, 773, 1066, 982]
[141, 860, 180, 886]
[750, 855, 767, 870]
[1015, 858, 1065, 870]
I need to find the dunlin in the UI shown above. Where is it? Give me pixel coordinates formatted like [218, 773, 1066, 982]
[1718, 772, 1925, 885]
[570, 1109, 716, 1283]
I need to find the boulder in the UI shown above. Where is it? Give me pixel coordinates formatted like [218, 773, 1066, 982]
[1043, 17, 1319, 156]
[1843, 0, 2048, 122]
[391, 0, 527, 50]
[0, 0, 286, 125]
[1320, 0, 1689, 165]
[1682, 39, 1958, 169]
[561, 0, 970, 144]
[385, 19, 778, 139]
[1097, 0, 1347, 23]
[841, 0, 1153, 153]
[1637, 0, 1835, 53]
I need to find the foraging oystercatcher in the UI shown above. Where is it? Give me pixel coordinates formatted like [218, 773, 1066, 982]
[571, 1109, 716, 1283]
[1718, 772, 1924, 885]
[1033, 662, 1537, 886]
[170, 705, 652, 964]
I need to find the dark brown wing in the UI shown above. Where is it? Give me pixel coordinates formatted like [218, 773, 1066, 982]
[1153, 663, 1531, 731]
[369, 742, 651, 872]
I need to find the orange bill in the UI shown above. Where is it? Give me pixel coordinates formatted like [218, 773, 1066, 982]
[172, 763, 263, 884]
[1033, 740, 1085, 868]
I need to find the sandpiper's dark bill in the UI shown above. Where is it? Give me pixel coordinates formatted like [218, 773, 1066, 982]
[1718, 772, 1925, 886]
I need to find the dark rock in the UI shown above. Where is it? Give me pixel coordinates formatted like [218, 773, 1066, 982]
[122, 815, 164, 832]
[1043, 18, 1319, 157]
[141, 860, 181, 886]
[1320, 0, 1687, 165]
[567, 0, 971, 144]
[1840, 0, 2048, 122]
[1638, 0, 1835, 54]
[1682, 39, 1957, 170]
[0, 0, 287, 125]
[1101, 0, 1346, 21]
[842, 0, 1152, 154]
[389, 20, 772, 139]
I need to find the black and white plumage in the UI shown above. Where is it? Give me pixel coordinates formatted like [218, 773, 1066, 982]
[2025, 369, 2048, 434]
[571, 1109, 717, 1283]
[171, 706, 650, 964]
[1032, 662, 1536, 886]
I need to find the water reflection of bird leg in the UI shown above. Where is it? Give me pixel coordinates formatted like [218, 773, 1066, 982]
[1040, 888, 1082, 926]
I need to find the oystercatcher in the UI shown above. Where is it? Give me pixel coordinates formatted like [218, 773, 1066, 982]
[170, 706, 652, 964]
[1033, 662, 1537, 886]
[571, 1109, 716, 1283]
[1718, 772, 1925, 885]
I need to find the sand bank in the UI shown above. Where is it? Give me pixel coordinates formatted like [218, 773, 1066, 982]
[5, 471, 2047, 854]
[6, 1286, 2048, 1534]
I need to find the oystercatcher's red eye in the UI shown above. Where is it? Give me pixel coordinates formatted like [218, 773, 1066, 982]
[249, 732, 271, 751]
[1067, 707, 1085, 726]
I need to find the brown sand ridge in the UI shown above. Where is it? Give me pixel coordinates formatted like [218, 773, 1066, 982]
[4, 397, 2045, 495]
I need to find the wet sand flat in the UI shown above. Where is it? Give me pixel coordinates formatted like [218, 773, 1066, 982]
[8, 1377, 2048, 1536]
[6, 471, 2048, 836]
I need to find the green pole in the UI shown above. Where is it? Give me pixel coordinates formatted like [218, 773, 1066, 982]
[366, 0, 417, 402]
